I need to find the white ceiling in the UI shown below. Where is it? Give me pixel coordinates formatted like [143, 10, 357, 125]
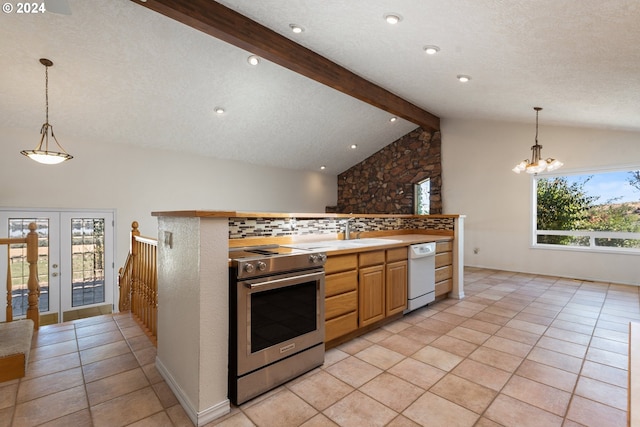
[1, 0, 639, 174]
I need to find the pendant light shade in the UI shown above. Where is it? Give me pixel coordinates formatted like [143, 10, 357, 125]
[512, 107, 562, 174]
[21, 58, 73, 165]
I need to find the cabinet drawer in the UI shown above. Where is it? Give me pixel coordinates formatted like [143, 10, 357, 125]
[325, 254, 357, 274]
[436, 240, 453, 253]
[435, 252, 453, 268]
[325, 311, 358, 342]
[435, 279, 453, 297]
[386, 247, 408, 263]
[359, 250, 385, 267]
[325, 291, 357, 320]
[435, 265, 453, 283]
[325, 270, 357, 297]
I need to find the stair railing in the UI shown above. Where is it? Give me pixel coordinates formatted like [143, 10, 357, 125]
[118, 221, 158, 343]
[2, 222, 40, 329]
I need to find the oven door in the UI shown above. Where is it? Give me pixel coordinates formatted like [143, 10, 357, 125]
[236, 268, 325, 376]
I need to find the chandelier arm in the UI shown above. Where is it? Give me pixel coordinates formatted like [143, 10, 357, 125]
[49, 125, 71, 155]
[34, 128, 47, 152]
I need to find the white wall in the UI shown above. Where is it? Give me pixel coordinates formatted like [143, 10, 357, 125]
[441, 118, 640, 285]
[0, 126, 337, 278]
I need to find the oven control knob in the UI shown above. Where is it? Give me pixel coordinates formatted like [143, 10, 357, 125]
[309, 254, 319, 263]
[243, 263, 255, 273]
[256, 261, 267, 271]
[318, 254, 327, 263]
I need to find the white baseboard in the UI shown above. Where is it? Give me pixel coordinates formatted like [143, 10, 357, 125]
[155, 356, 230, 426]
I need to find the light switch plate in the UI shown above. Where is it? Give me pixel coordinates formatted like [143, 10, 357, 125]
[163, 231, 173, 248]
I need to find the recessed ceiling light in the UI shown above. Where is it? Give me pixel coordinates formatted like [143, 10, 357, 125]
[247, 55, 260, 66]
[289, 24, 304, 33]
[457, 75, 471, 83]
[320, 165, 326, 170]
[384, 14, 402, 24]
[350, 144, 358, 149]
[214, 107, 225, 114]
[389, 117, 397, 122]
[424, 45, 440, 55]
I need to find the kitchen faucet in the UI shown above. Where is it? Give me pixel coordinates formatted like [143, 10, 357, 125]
[343, 218, 355, 240]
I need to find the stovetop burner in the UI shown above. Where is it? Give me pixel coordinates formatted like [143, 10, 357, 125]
[229, 244, 310, 260]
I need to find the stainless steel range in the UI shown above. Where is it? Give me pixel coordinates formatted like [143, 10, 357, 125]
[228, 245, 327, 405]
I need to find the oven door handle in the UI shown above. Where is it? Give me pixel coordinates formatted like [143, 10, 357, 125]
[245, 272, 323, 291]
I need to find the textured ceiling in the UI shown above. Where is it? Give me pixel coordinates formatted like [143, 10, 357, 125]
[1, 0, 639, 174]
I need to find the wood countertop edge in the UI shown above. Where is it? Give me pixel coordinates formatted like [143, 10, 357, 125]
[318, 235, 453, 256]
[152, 210, 462, 219]
[229, 233, 453, 252]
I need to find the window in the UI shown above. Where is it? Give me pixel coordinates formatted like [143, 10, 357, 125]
[534, 168, 640, 251]
[415, 178, 430, 215]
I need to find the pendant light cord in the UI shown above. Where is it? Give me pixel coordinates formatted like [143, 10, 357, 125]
[534, 108, 539, 144]
[44, 63, 49, 125]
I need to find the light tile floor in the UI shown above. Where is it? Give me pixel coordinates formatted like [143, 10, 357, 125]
[1, 267, 638, 426]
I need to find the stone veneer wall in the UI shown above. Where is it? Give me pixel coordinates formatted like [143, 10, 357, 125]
[228, 216, 454, 239]
[335, 127, 441, 214]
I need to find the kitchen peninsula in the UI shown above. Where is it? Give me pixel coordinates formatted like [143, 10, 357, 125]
[150, 210, 464, 426]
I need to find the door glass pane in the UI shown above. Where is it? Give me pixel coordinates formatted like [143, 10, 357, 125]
[8, 218, 50, 315]
[71, 218, 105, 307]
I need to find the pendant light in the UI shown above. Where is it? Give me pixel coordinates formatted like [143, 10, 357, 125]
[21, 58, 73, 165]
[512, 107, 562, 174]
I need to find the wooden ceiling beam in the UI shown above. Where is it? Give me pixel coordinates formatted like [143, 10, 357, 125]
[131, 0, 440, 131]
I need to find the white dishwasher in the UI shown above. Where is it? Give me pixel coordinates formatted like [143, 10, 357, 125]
[405, 242, 436, 313]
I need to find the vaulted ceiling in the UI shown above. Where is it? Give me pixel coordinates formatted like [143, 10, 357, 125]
[1, 0, 639, 174]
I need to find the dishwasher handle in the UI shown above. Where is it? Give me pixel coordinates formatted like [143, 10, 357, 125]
[409, 242, 436, 258]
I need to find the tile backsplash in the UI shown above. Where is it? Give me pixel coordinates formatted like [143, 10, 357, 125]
[228, 216, 454, 239]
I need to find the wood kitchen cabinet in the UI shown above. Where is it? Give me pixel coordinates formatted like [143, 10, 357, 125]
[358, 251, 386, 327]
[324, 254, 358, 342]
[435, 239, 454, 297]
[358, 248, 408, 327]
[325, 246, 409, 342]
[386, 247, 408, 316]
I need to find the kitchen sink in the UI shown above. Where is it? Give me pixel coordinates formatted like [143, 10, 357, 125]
[283, 238, 403, 251]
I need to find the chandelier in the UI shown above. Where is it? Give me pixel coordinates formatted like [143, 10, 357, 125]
[512, 107, 562, 174]
[21, 58, 73, 165]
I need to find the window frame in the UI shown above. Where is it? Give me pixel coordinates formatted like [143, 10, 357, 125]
[414, 178, 430, 215]
[531, 164, 640, 255]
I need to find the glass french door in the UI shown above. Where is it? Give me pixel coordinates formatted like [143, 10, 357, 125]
[0, 210, 115, 324]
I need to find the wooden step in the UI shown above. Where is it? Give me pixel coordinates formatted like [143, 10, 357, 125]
[0, 319, 34, 382]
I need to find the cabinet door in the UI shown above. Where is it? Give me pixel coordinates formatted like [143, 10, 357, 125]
[359, 264, 385, 327]
[386, 260, 407, 316]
